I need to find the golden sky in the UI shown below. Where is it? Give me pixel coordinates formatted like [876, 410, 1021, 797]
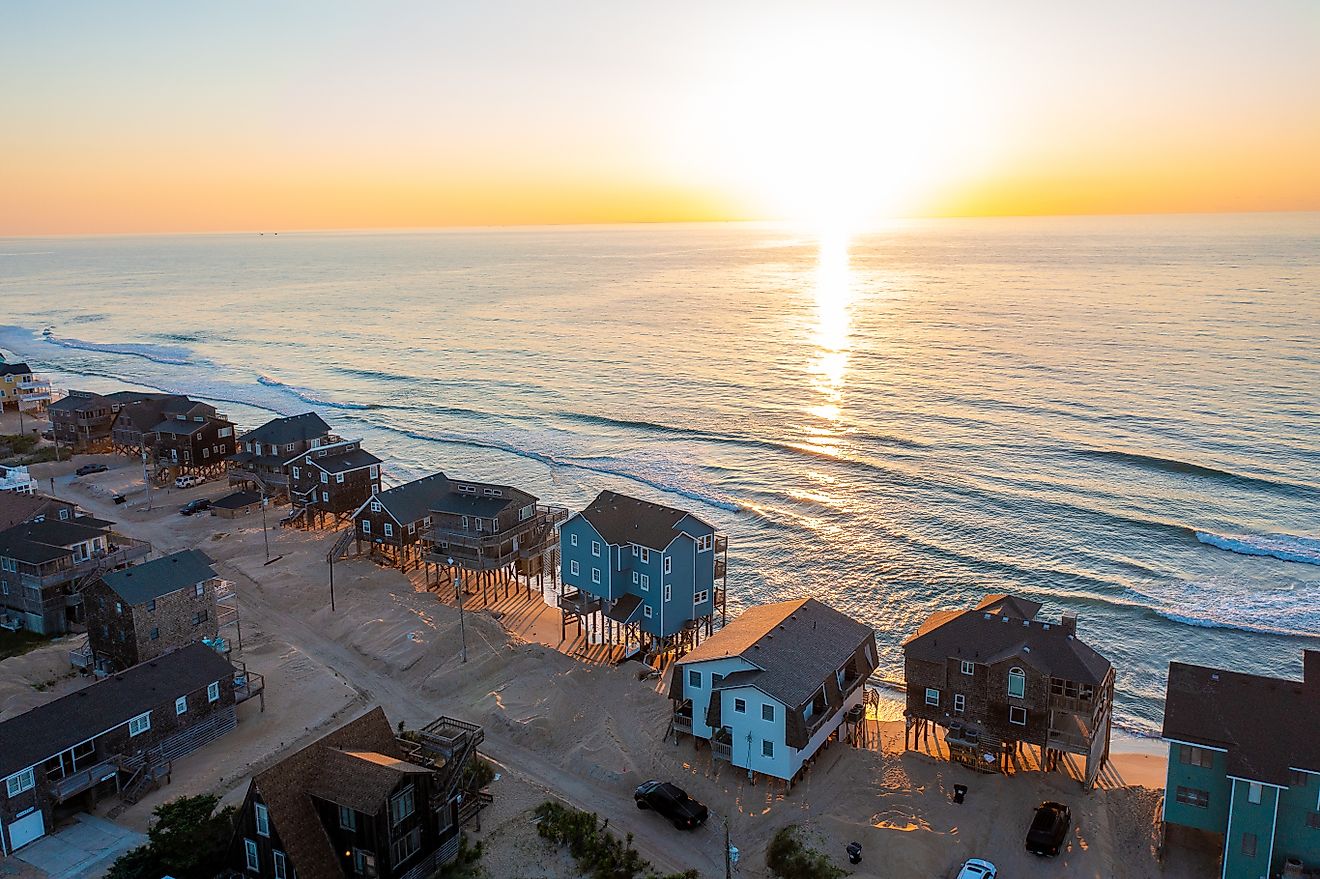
[2, 1, 1318, 235]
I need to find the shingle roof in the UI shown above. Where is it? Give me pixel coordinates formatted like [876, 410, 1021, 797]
[100, 550, 217, 605]
[251, 707, 406, 879]
[368, 472, 451, 524]
[0, 643, 234, 777]
[0, 493, 75, 531]
[151, 420, 203, 436]
[428, 479, 535, 519]
[305, 447, 381, 474]
[0, 516, 112, 564]
[242, 412, 331, 446]
[213, 491, 261, 510]
[0, 362, 32, 377]
[49, 392, 109, 412]
[306, 749, 430, 814]
[114, 397, 196, 435]
[577, 490, 710, 550]
[1162, 653, 1320, 786]
[903, 594, 1112, 685]
[678, 598, 877, 709]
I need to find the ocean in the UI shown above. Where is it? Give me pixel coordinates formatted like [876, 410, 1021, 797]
[2, 213, 1317, 736]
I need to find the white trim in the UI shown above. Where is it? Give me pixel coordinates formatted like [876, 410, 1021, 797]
[1264, 791, 1279, 877]
[1165, 738, 1227, 753]
[1222, 781, 1236, 879]
[1226, 774, 1286, 790]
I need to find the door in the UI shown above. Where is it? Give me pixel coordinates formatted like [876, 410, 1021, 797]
[8, 809, 46, 850]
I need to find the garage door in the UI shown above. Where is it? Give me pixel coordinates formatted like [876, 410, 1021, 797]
[7, 809, 46, 851]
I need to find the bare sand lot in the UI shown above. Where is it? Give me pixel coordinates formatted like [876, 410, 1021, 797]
[1, 457, 1211, 878]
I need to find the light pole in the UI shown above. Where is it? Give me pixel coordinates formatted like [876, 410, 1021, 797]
[449, 557, 467, 663]
[260, 489, 271, 562]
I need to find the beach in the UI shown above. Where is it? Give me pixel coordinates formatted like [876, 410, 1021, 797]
[0, 456, 1214, 878]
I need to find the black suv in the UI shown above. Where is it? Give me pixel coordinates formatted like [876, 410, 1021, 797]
[634, 780, 708, 830]
[75, 463, 108, 476]
[180, 498, 212, 516]
[1025, 801, 1071, 857]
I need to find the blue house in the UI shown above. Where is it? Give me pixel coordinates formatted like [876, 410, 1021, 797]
[558, 491, 726, 654]
[1160, 650, 1320, 879]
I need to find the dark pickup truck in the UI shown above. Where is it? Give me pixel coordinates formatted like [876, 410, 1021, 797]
[634, 780, 708, 830]
[1026, 801, 1071, 857]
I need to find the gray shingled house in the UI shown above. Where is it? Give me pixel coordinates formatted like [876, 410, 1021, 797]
[902, 594, 1115, 787]
[228, 412, 336, 495]
[668, 597, 878, 784]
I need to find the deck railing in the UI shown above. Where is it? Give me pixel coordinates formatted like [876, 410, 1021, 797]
[673, 702, 694, 734]
[51, 758, 120, 802]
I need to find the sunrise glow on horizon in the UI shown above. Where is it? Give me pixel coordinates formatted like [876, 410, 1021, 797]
[3, 1, 1318, 236]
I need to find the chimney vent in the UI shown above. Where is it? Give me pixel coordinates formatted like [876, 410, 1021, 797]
[1060, 613, 1078, 636]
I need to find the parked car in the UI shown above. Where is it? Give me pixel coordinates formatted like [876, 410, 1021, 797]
[41, 430, 53, 441]
[956, 859, 998, 879]
[634, 780, 708, 830]
[1026, 801, 1072, 857]
[75, 463, 108, 476]
[179, 498, 212, 516]
[175, 474, 204, 489]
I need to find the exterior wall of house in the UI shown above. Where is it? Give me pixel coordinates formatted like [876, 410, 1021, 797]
[1273, 769, 1320, 877]
[0, 672, 236, 854]
[355, 499, 427, 560]
[1162, 743, 1233, 834]
[232, 787, 293, 879]
[678, 656, 758, 739]
[788, 685, 865, 778]
[1222, 778, 1281, 879]
[291, 459, 379, 517]
[904, 652, 1054, 748]
[559, 516, 606, 598]
[84, 578, 220, 671]
[154, 419, 234, 470]
[0, 370, 33, 409]
[718, 685, 792, 779]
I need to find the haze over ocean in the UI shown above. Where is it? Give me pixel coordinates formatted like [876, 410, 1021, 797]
[3, 212, 1317, 734]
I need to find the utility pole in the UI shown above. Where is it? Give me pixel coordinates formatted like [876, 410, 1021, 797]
[449, 557, 467, 663]
[260, 489, 271, 562]
[725, 818, 732, 879]
[142, 450, 152, 511]
[328, 548, 336, 612]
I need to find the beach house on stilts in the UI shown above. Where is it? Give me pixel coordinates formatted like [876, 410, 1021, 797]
[351, 473, 450, 570]
[287, 439, 382, 529]
[227, 412, 336, 500]
[902, 594, 1115, 788]
[557, 491, 727, 660]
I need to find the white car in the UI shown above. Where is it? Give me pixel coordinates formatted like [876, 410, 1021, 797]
[956, 859, 997, 879]
[175, 474, 204, 489]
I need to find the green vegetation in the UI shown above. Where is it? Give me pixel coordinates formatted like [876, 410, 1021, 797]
[106, 795, 236, 879]
[438, 835, 484, 878]
[0, 432, 66, 466]
[462, 755, 496, 791]
[766, 825, 847, 879]
[533, 801, 699, 879]
[0, 628, 50, 660]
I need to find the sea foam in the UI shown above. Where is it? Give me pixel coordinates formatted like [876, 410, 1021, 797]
[1195, 530, 1320, 567]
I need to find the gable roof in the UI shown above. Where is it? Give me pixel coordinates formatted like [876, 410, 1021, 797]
[678, 598, 877, 709]
[0, 362, 32, 377]
[302, 445, 381, 474]
[100, 549, 217, 605]
[306, 749, 431, 814]
[1162, 652, 1320, 786]
[429, 478, 535, 519]
[577, 490, 711, 550]
[0, 516, 112, 565]
[0, 493, 76, 531]
[49, 392, 110, 413]
[903, 594, 1112, 685]
[362, 472, 450, 524]
[241, 412, 332, 447]
[113, 396, 198, 435]
[251, 707, 407, 879]
[0, 643, 234, 777]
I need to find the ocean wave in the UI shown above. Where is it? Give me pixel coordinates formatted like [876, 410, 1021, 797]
[256, 375, 383, 411]
[1069, 446, 1318, 497]
[42, 332, 195, 366]
[1195, 530, 1320, 567]
[1127, 575, 1320, 638]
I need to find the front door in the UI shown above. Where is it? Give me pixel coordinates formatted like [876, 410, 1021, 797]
[7, 809, 46, 850]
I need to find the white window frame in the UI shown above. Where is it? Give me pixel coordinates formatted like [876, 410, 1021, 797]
[639, 547, 650, 563]
[570, 560, 580, 576]
[1247, 782, 1263, 805]
[960, 660, 974, 676]
[632, 571, 638, 584]
[208, 680, 220, 702]
[176, 696, 188, 715]
[361, 519, 371, 534]
[245, 839, 259, 872]
[591, 540, 601, 558]
[570, 533, 578, 547]
[925, 688, 940, 707]
[273, 850, 287, 879]
[954, 693, 965, 714]
[663, 584, 672, 602]
[761, 703, 774, 722]
[128, 711, 152, 736]
[255, 802, 270, 837]
[292, 466, 301, 481]
[591, 568, 601, 584]
[1007, 667, 1026, 699]
[734, 698, 746, 713]
[664, 556, 672, 574]
[639, 573, 649, 592]
[643, 605, 653, 619]
[694, 589, 708, 605]
[5, 767, 35, 796]
[1009, 705, 1027, 726]
[383, 522, 394, 537]
[195, 582, 205, 597]
[370, 500, 382, 514]
[320, 471, 328, 484]
[336, 472, 345, 484]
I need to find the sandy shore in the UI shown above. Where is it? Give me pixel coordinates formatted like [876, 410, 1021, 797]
[1, 455, 1209, 878]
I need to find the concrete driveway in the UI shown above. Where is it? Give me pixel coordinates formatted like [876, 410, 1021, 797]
[9, 815, 145, 879]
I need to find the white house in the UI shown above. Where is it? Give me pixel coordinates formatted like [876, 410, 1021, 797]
[668, 597, 878, 783]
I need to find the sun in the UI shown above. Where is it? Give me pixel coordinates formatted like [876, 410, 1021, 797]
[681, 18, 992, 234]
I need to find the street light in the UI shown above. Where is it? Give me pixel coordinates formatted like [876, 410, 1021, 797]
[449, 557, 467, 664]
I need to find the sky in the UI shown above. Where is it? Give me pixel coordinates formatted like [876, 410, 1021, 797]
[2, 0, 1318, 235]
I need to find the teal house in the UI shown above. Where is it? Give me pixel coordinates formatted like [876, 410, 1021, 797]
[558, 491, 726, 654]
[1161, 649, 1320, 879]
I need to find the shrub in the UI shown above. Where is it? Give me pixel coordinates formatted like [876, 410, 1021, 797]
[106, 794, 235, 879]
[438, 834, 484, 878]
[766, 825, 846, 879]
[533, 800, 695, 879]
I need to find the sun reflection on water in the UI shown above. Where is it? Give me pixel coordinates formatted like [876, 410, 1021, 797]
[803, 230, 854, 456]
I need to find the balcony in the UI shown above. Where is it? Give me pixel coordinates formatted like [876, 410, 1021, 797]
[673, 701, 693, 734]
[233, 668, 264, 704]
[559, 589, 601, 616]
[51, 758, 119, 802]
[711, 728, 733, 762]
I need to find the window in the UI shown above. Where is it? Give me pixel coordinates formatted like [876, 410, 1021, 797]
[361, 519, 371, 534]
[960, 660, 974, 676]
[146, 599, 156, 612]
[639, 574, 649, 592]
[192, 610, 208, 625]
[383, 522, 394, 537]
[336, 473, 345, 484]
[1241, 833, 1257, 858]
[150, 627, 159, 640]
[6, 767, 35, 796]
[474, 518, 484, 532]
[664, 584, 672, 602]
[643, 605, 653, 619]
[255, 802, 270, 836]
[664, 557, 672, 574]
[696, 534, 714, 552]
[694, 590, 708, 605]
[632, 571, 638, 584]
[244, 839, 259, 872]
[762, 703, 774, 722]
[1007, 667, 1026, 699]
[954, 694, 965, 714]
[320, 472, 329, 485]
[1175, 786, 1210, 809]
[762, 740, 774, 758]
[734, 698, 746, 713]
[407, 522, 415, 535]
[391, 827, 421, 866]
[1290, 770, 1311, 787]
[368, 465, 378, 478]
[1, 558, 15, 573]
[352, 849, 368, 874]
[176, 696, 188, 715]
[592, 568, 601, 584]
[390, 786, 415, 825]
[322, 492, 329, 503]
[689, 670, 702, 688]
[570, 534, 578, 547]
[925, 688, 940, 707]
[115, 602, 123, 614]
[1179, 745, 1215, 768]
[370, 500, 382, 513]
[128, 712, 151, 736]
[195, 582, 205, 596]
[340, 806, 356, 830]
[273, 851, 287, 879]
[570, 560, 580, 576]
[219, 427, 232, 438]
[1009, 706, 1027, 726]
[1247, 782, 1263, 805]
[208, 681, 220, 703]
[591, 541, 601, 557]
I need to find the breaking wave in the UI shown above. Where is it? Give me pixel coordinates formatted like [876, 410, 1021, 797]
[256, 375, 382, 411]
[1128, 575, 1320, 638]
[41, 332, 195, 366]
[1195, 530, 1320, 567]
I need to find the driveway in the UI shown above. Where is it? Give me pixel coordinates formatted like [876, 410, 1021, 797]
[10, 815, 145, 879]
